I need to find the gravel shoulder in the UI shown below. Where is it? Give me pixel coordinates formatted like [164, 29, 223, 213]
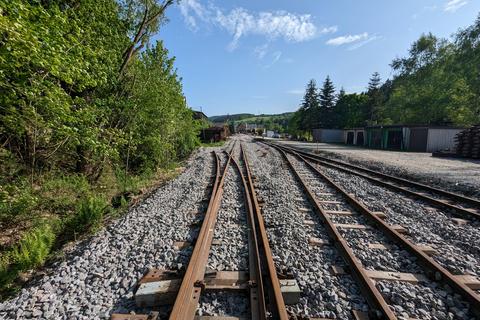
[0, 147, 220, 319]
[274, 140, 480, 197]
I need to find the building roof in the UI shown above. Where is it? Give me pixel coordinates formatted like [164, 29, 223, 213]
[192, 110, 208, 120]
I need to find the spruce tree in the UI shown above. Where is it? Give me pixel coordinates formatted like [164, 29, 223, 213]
[320, 76, 336, 109]
[319, 76, 336, 128]
[299, 79, 320, 130]
[368, 72, 381, 92]
[366, 72, 383, 124]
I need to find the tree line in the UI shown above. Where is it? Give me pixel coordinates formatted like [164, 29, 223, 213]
[0, 0, 201, 295]
[289, 14, 480, 137]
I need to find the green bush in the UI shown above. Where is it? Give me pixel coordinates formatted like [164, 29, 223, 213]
[0, 182, 37, 225]
[65, 196, 107, 234]
[40, 175, 91, 214]
[11, 223, 56, 270]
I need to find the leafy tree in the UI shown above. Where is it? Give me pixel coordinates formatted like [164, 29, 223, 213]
[119, 0, 175, 75]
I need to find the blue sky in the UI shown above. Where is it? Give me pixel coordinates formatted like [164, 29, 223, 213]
[156, 0, 480, 117]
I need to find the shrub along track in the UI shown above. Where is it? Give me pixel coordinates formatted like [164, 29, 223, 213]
[266, 141, 480, 319]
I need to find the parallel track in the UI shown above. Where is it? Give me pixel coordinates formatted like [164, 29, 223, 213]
[269, 143, 480, 318]
[268, 142, 480, 221]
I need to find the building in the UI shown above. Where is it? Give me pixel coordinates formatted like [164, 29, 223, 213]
[202, 124, 230, 142]
[344, 128, 366, 146]
[365, 125, 464, 152]
[192, 110, 208, 121]
[312, 129, 344, 143]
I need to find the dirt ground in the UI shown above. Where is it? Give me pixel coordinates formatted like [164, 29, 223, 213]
[272, 140, 480, 197]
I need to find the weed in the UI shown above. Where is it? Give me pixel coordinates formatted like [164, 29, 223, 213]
[65, 196, 107, 234]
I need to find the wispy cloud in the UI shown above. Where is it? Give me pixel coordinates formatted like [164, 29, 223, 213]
[179, 0, 337, 50]
[326, 32, 380, 50]
[444, 0, 468, 12]
[348, 35, 381, 50]
[326, 33, 369, 46]
[264, 51, 282, 68]
[287, 89, 304, 95]
[179, 0, 209, 30]
[254, 44, 269, 59]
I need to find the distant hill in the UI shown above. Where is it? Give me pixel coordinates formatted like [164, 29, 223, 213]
[208, 113, 255, 123]
[209, 112, 293, 123]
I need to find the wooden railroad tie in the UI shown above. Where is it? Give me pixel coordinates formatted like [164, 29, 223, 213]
[368, 243, 437, 256]
[303, 219, 315, 226]
[309, 237, 330, 247]
[365, 270, 427, 284]
[451, 218, 469, 225]
[111, 313, 159, 320]
[373, 211, 387, 219]
[334, 223, 369, 230]
[134, 269, 303, 308]
[173, 241, 191, 250]
[319, 200, 341, 205]
[325, 210, 354, 216]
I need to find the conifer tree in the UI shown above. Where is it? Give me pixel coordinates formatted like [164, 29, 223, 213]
[366, 72, 383, 124]
[319, 76, 336, 127]
[299, 79, 320, 130]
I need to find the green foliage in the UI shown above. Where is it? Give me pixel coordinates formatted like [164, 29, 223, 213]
[289, 14, 480, 132]
[11, 223, 57, 270]
[0, 0, 199, 297]
[65, 196, 107, 234]
[0, 221, 57, 296]
[0, 180, 37, 225]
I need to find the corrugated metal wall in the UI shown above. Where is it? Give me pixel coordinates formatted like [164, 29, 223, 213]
[426, 129, 463, 152]
[313, 129, 344, 143]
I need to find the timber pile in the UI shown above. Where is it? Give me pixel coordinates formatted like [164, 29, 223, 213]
[455, 125, 480, 158]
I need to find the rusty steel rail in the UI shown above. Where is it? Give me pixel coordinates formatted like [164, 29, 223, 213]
[239, 143, 289, 320]
[273, 144, 480, 317]
[271, 145, 396, 319]
[169, 146, 233, 319]
[269, 142, 480, 221]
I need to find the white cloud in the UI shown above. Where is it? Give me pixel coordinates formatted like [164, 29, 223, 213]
[264, 51, 282, 68]
[287, 89, 304, 95]
[444, 0, 468, 12]
[179, 0, 209, 30]
[326, 33, 369, 46]
[348, 35, 381, 50]
[254, 44, 269, 59]
[179, 0, 336, 50]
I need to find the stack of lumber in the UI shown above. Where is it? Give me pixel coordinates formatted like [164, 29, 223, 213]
[455, 125, 480, 158]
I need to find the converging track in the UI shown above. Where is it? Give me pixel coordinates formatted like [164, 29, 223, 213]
[112, 141, 288, 320]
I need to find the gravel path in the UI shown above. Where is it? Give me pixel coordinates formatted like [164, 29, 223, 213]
[0, 147, 219, 319]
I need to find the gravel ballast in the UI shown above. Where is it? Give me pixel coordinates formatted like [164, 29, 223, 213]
[2, 136, 479, 320]
[243, 137, 368, 319]
[0, 147, 219, 319]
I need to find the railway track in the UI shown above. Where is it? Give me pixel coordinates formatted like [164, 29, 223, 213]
[112, 142, 289, 320]
[267, 142, 480, 222]
[267, 142, 480, 319]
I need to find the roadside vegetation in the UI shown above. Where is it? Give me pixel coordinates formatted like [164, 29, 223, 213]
[289, 14, 480, 138]
[0, 0, 201, 298]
